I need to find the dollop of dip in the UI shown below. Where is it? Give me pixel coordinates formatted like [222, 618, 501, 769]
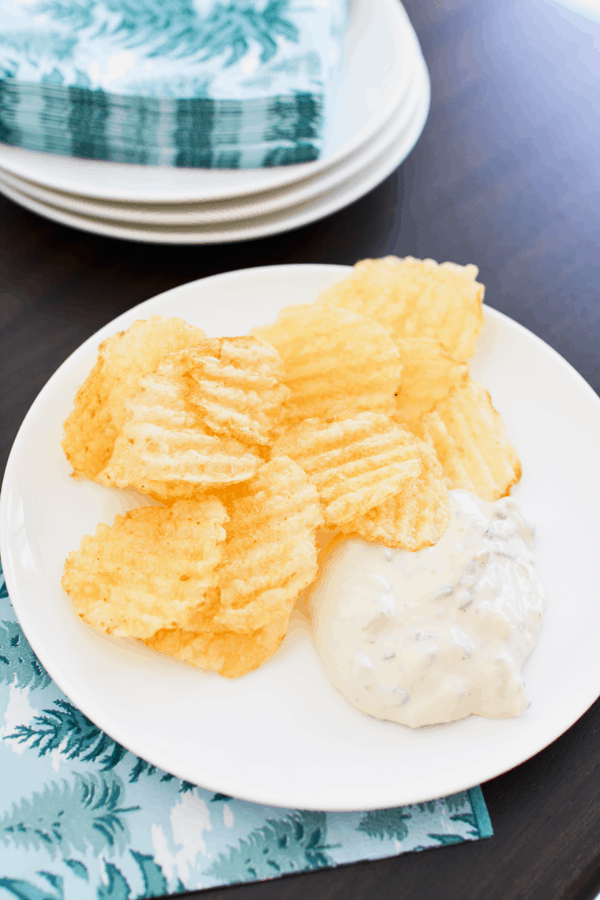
[309, 490, 545, 728]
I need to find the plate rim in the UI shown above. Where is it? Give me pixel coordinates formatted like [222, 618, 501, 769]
[0, 45, 423, 227]
[3, 263, 600, 811]
[0, 59, 430, 244]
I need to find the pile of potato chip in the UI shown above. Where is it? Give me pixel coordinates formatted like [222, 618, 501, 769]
[62, 256, 521, 678]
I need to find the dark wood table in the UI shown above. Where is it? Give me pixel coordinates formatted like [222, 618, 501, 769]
[2, 0, 600, 897]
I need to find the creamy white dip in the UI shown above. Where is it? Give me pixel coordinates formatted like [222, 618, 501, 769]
[309, 490, 545, 728]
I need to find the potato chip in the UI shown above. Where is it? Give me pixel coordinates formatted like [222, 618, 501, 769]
[99, 336, 289, 501]
[418, 380, 521, 501]
[212, 456, 323, 634]
[62, 316, 207, 481]
[146, 457, 323, 678]
[271, 413, 422, 528]
[183, 336, 290, 446]
[318, 256, 485, 361]
[392, 338, 469, 428]
[341, 440, 450, 550]
[145, 618, 288, 679]
[252, 303, 402, 423]
[62, 498, 228, 639]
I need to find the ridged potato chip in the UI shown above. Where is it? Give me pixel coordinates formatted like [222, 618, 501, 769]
[252, 303, 402, 423]
[341, 440, 450, 550]
[318, 256, 485, 362]
[146, 457, 323, 677]
[213, 456, 323, 634]
[393, 338, 469, 428]
[271, 413, 422, 528]
[145, 619, 289, 679]
[62, 316, 207, 481]
[418, 380, 521, 501]
[62, 498, 228, 639]
[183, 336, 290, 446]
[99, 337, 289, 501]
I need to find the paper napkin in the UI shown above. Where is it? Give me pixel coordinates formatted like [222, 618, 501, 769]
[0, 0, 347, 167]
[0, 563, 493, 899]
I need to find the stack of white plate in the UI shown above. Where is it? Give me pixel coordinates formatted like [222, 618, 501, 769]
[0, 0, 430, 244]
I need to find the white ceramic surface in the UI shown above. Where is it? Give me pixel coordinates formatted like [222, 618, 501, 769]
[3, 264, 600, 811]
[0, 0, 414, 204]
[0, 35, 421, 227]
[0, 58, 430, 243]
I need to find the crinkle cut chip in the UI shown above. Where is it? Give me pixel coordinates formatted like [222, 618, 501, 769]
[252, 303, 402, 423]
[147, 457, 323, 677]
[62, 316, 207, 481]
[392, 338, 469, 428]
[211, 456, 323, 634]
[62, 498, 228, 640]
[99, 336, 289, 501]
[318, 256, 485, 362]
[182, 336, 290, 446]
[271, 413, 422, 528]
[418, 380, 521, 501]
[341, 439, 450, 551]
[145, 618, 290, 679]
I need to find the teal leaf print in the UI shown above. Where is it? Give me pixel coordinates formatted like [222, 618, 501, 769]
[96, 863, 130, 900]
[209, 811, 332, 883]
[357, 808, 412, 842]
[0, 773, 139, 858]
[6, 699, 128, 770]
[130, 851, 168, 897]
[0, 568, 9, 602]
[210, 793, 233, 802]
[417, 801, 438, 813]
[0, 621, 52, 691]
[444, 791, 468, 813]
[64, 860, 88, 880]
[6, 699, 191, 790]
[32, 0, 95, 32]
[30, 0, 299, 67]
[0, 30, 78, 65]
[0, 877, 62, 900]
[428, 833, 466, 846]
[179, 781, 196, 793]
[450, 813, 479, 836]
[36, 874, 62, 894]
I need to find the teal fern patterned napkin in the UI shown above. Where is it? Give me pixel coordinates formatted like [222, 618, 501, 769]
[0, 562, 493, 900]
[0, 0, 346, 167]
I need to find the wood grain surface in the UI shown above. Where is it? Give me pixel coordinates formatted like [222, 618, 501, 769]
[2, 1, 600, 898]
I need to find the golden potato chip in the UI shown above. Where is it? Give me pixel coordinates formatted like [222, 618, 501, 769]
[341, 440, 450, 550]
[146, 457, 323, 677]
[271, 413, 422, 528]
[99, 336, 289, 501]
[392, 338, 469, 428]
[318, 256, 484, 361]
[252, 303, 402, 423]
[145, 618, 288, 679]
[62, 498, 228, 639]
[418, 380, 521, 501]
[183, 336, 290, 446]
[62, 316, 207, 481]
[212, 456, 323, 634]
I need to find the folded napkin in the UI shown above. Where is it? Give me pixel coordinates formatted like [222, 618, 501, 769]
[0, 562, 493, 899]
[0, 0, 346, 167]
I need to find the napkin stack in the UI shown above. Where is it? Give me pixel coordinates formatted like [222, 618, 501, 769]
[0, 0, 346, 168]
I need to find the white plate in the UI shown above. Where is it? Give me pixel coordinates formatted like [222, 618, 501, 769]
[0, 58, 430, 243]
[0, 0, 415, 204]
[0, 35, 421, 227]
[3, 264, 600, 811]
